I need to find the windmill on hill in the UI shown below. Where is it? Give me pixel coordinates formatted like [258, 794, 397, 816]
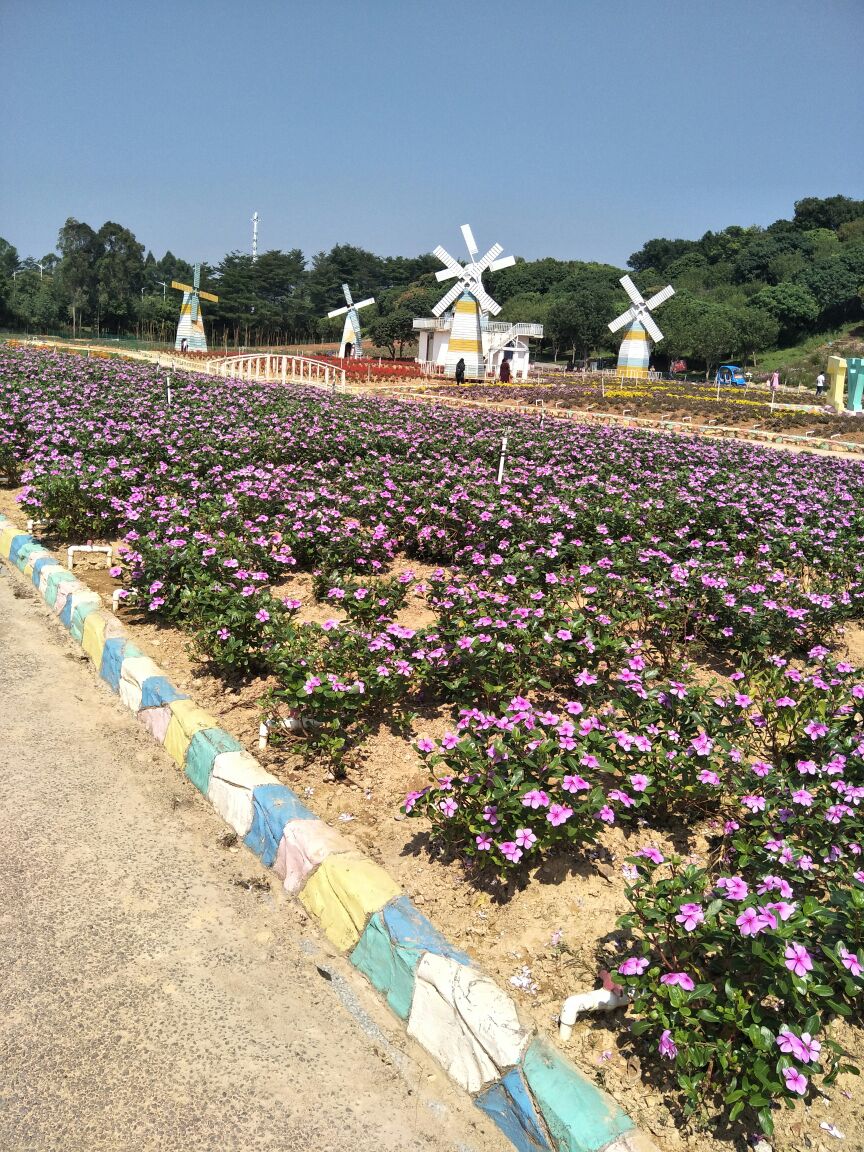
[172, 264, 219, 352]
[607, 274, 675, 379]
[432, 224, 515, 379]
[327, 283, 376, 358]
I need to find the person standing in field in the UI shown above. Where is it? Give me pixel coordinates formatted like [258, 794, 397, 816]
[455, 358, 466, 384]
[770, 370, 780, 390]
[499, 358, 511, 383]
[816, 371, 826, 397]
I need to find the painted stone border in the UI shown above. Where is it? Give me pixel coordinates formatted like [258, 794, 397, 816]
[0, 514, 660, 1152]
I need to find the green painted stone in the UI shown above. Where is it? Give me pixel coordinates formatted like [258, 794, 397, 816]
[70, 597, 101, 643]
[521, 1038, 634, 1152]
[184, 727, 244, 795]
[43, 568, 77, 609]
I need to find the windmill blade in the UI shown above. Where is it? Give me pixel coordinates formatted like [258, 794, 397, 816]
[171, 280, 193, 294]
[461, 224, 479, 257]
[489, 254, 516, 273]
[432, 280, 464, 317]
[328, 305, 350, 318]
[474, 285, 501, 316]
[642, 313, 664, 343]
[353, 297, 375, 310]
[434, 245, 462, 281]
[198, 290, 219, 303]
[474, 243, 504, 274]
[620, 275, 644, 306]
[608, 307, 637, 333]
[644, 284, 675, 312]
[341, 283, 354, 307]
[191, 296, 199, 323]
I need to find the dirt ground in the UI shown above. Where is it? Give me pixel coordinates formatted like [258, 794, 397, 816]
[3, 485, 863, 1152]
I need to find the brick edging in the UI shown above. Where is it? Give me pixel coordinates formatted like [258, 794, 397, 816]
[0, 514, 660, 1152]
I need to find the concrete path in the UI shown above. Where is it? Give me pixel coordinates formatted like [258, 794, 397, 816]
[0, 565, 506, 1152]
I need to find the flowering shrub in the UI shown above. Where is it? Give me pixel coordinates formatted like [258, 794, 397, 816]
[3, 344, 864, 1131]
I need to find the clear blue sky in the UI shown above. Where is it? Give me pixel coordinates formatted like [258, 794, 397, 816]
[1, 0, 862, 270]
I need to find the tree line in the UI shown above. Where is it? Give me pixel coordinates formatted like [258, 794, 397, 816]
[1, 195, 862, 368]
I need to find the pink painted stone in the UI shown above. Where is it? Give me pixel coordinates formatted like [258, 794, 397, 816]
[138, 704, 172, 744]
[274, 819, 351, 894]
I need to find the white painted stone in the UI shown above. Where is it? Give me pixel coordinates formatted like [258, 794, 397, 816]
[407, 953, 531, 1093]
[206, 750, 277, 837]
[118, 655, 163, 714]
[38, 564, 63, 596]
[274, 819, 351, 894]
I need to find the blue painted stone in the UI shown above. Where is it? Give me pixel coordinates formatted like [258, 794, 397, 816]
[70, 598, 100, 642]
[184, 727, 244, 796]
[31, 555, 55, 587]
[59, 594, 76, 629]
[8, 534, 33, 566]
[522, 1038, 634, 1152]
[140, 675, 189, 710]
[13, 540, 39, 571]
[475, 1068, 553, 1152]
[244, 784, 315, 867]
[350, 895, 471, 1020]
[99, 639, 140, 693]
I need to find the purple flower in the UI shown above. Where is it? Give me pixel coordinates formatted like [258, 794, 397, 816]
[690, 732, 714, 756]
[439, 798, 458, 818]
[416, 737, 437, 753]
[741, 794, 766, 813]
[546, 803, 573, 827]
[475, 834, 492, 851]
[635, 846, 665, 864]
[499, 841, 523, 863]
[217, 627, 230, 640]
[784, 942, 813, 978]
[522, 789, 550, 809]
[717, 876, 749, 900]
[674, 903, 705, 932]
[839, 945, 863, 977]
[618, 956, 649, 976]
[658, 1029, 677, 1060]
[783, 1066, 808, 1096]
[660, 972, 694, 991]
[596, 805, 615, 824]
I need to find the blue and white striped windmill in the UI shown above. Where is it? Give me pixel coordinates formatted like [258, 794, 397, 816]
[433, 224, 516, 380]
[327, 283, 376, 358]
[608, 274, 675, 379]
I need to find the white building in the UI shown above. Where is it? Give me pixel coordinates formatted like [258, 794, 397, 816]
[413, 315, 544, 380]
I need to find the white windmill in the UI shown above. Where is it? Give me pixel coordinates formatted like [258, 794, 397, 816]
[327, 283, 376, 358]
[432, 224, 515, 379]
[608, 274, 675, 379]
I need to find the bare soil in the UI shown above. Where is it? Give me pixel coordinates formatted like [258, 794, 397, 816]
[3, 487, 862, 1152]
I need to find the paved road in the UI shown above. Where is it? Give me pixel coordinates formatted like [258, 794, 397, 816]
[0, 565, 507, 1152]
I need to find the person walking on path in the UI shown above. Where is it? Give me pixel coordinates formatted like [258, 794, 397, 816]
[770, 370, 780, 391]
[816, 371, 826, 398]
[454, 357, 466, 384]
[499, 358, 511, 384]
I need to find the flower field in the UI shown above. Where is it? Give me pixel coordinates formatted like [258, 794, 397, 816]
[426, 378, 864, 439]
[2, 343, 863, 1140]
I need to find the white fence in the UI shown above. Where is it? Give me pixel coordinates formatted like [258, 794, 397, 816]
[204, 353, 346, 391]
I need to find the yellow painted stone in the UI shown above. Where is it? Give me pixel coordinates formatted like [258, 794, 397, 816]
[23, 548, 52, 578]
[0, 524, 18, 560]
[162, 698, 220, 765]
[299, 851, 401, 952]
[81, 611, 109, 667]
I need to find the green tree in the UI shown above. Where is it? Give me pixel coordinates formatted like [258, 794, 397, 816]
[57, 218, 101, 335]
[366, 310, 415, 359]
[95, 221, 145, 333]
[752, 282, 820, 342]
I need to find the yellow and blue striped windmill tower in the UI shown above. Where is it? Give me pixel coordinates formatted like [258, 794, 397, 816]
[327, 283, 376, 358]
[172, 264, 219, 352]
[433, 224, 515, 380]
[608, 274, 675, 379]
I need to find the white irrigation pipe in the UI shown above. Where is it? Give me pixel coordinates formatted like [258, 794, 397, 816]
[68, 544, 112, 569]
[497, 428, 510, 486]
[559, 988, 630, 1041]
[112, 587, 138, 611]
[258, 713, 321, 749]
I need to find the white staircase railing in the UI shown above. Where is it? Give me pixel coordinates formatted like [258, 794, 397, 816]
[204, 353, 346, 391]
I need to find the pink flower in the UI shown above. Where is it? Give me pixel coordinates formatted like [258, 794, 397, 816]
[515, 827, 538, 849]
[500, 841, 523, 863]
[839, 945, 863, 977]
[736, 907, 766, 937]
[255, 607, 270, 622]
[698, 769, 720, 786]
[562, 774, 590, 792]
[439, 798, 458, 818]
[658, 1029, 677, 1060]
[618, 956, 648, 976]
[741, 794, 766, 812]
[804, 720, 829, 738]
[217, 627, 230, 640]
[660, 972, 694, 991]
[784, 942, 813, 978]
[303, 676, 321, 693]
[522, 789, 550, 809]
[630, 773, 649, 792]
[635, 846, 664, 864]
[416, 737, 437, 753]
[674, 903, 705, 932]
[475, 834, 492, 851]
[783, 1067, 808, 1096]
[547, 803, 573, 827]
[690, 732, 714, 756]
[596, 805, 615, 824]
[716, 876, 749, 901]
